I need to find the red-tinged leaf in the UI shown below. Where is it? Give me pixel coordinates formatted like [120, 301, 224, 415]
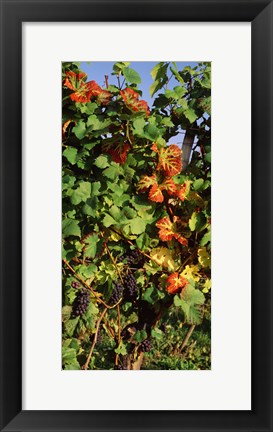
[173, 232, 188, 246]
[85, 80, 102, 94]
[64, 75, 111, 104]
[166, 272, 188, 294]
[62, 119, 75, 139]
[120, 87, 139, 103]
[163, 178, 177, 196]
[102, 140, 131, 164]
[136, 100, 150, 116]
[120, 88, 150, 116]
[156, 217, 174, 242]
[96, 89, 112, 105]
[70, 91, 91, 103]
[176, 183, 187, 201]
[157, 144, 182, 176]
[156, 216, 188, 245]
[149, 184, 164, 203]
[63, 71, 87, 91]
[176, 181, 191, 201]
[137, 174, 157, 192]
[151, 142, 158, 152]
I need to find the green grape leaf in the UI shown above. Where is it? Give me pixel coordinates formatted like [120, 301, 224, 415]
[114, 341, 127, 355]
[83, 234, 99, 259]
[184, 108, 198, 123]
[123, 67, 141, 84]
[177, 285, 205, 325]
[63, 147, 78, 165]
[64, 316, 80, 337]
[200, 230, 211, 246]
[94, 155, 110, 169]
[70, 182, 91, 205]
[102, 214, 117, 228]
[134, 330, 148, 343]
[62, 218, 81, 238]
[72, 120, 86, 140]
[130, 217, 146, 235]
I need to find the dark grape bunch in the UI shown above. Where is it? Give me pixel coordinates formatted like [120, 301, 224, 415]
[141, 339, 152, 352]
[118, 249, 145, 268]
[123, 272, 138, 301]
[110, 281, 124, 305]
[71, 280, 81, 289]
[72, 288, 90, 316]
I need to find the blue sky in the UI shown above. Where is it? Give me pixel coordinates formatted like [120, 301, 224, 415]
[79, 61, 199, 147]
[80, 61, 198, 108]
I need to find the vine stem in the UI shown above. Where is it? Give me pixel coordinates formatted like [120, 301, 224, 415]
[178, 247, 198, 272]
[104, 243, 124, 284]
[103, 243, 123, 365]
[126, 121, 133, 146]
[83, 307, 107, 370]
[63, 259, 121, 310]
[180, 324, 196, 352]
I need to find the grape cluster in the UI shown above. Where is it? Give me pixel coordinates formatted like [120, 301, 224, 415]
[72, 288, 90, 316]
[123, 273, 138, 301]
[71, 280, 81, 289]
[141, 339, 152, 352]
[110, 281, 124, 305]
[114, 364, 127, 370]
[118, 249, 144, 268]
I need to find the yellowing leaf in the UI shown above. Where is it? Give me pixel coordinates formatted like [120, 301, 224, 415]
[137, 174, 157, 192]
[181, 265, 200, 283]
[109, 231, 122, 242]
[157, 144, 182, 176]
[202, 279, 211, 293]
[198, 247, 211, 268]
[150, 247, 177, 271]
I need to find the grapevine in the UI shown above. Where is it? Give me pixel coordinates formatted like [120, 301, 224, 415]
[62, 61, 211, 370]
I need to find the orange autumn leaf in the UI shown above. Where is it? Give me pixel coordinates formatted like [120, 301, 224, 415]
[157, 144, 182, 177]
[149, 184, 164, 203]
[96, 89, 112, 105]
[163, 178, 177, 196]
[136, 174, 157, 193]
[176, 183, 187, 201]
[156, 217, 174, 242]
[64, 72, 111, 104]
[151, 142, 158, 153]
[166, 272, 188, 294]
[63, 71, 87, 90]
[102, 140, 131, 164]
[137, 175, 180, 203]
[156, 216, 188, 246]
[62, 119, 75, 140]
[120, 88, 150, 116]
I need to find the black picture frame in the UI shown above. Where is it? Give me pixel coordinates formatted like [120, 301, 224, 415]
[0, 1, 272, 431]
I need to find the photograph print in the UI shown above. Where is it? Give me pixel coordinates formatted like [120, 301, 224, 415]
[62, 61, 211, 370]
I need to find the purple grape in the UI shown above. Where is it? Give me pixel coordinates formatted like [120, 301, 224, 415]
[110, 281, 124, 305]
[72, 288, 90, 316]
[123, 272, 138, 301]
[141, 339, 151, 352]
